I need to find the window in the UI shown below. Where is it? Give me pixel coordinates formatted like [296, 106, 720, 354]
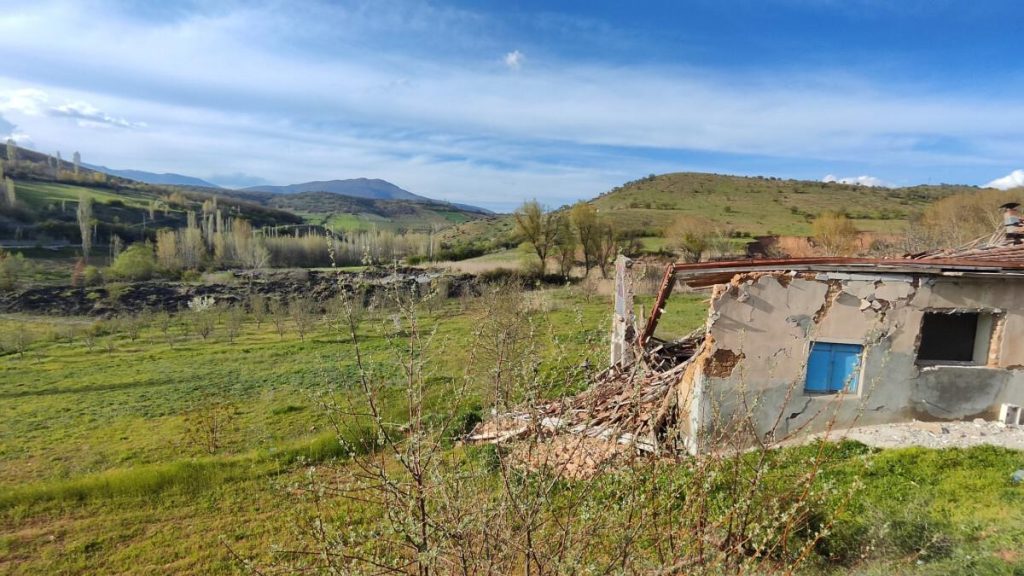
[805, 342, 862, 394]
[916, 311, 993, 365]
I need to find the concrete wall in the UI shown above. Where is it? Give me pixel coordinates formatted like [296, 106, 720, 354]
[685, 272, 1024, 449]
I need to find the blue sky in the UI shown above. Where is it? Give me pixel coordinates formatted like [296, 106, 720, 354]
[1, 0, 1024, 210]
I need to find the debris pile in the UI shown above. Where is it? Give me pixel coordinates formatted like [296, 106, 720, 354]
[468, 333, 703, 474]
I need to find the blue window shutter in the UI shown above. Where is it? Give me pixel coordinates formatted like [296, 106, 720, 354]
[805, 342, 862, 394]
[831, 344, 861, 393]
[805, 343, 832, 393]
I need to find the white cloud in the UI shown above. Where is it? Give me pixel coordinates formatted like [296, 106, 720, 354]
[822, 174, 891, 187]
[984, 169, 1024, 190]
[51, 101, 146, 129]
[504, 50, 524, 70]
[0, 88, 48, 116]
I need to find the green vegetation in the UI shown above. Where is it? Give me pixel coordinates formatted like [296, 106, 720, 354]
[262, 191, 485, 233]
[590, 172, 972, 238]
[1, 284, 1023, 574]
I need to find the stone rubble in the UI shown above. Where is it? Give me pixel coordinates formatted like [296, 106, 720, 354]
[810, 418, 1024, 450]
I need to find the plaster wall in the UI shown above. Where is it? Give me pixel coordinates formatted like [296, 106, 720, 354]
[687, 273, 1024, 448]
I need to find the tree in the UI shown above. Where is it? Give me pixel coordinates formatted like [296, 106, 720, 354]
[3, 177, 14, 207]
[76, 192, 93, 261]
[905, 189, 1012, 252]
[595, 217, 618, 278]
[666, 215, 720, 263]
[5, 138, 15, 166]
[570, 202, 602, 276]
[108, 243, 157, 280]
[552, 214, 577, 278]
[513, 200, 560, 275]
[811, 211, 859, 256]
[0, 249, 26, 290]
[73, 151, 81, 176]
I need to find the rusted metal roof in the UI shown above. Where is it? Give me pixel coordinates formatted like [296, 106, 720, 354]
[638, 244, 1024, 347]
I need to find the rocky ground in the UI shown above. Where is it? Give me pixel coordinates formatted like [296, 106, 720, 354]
[0, 267, 481, 316]
[814, 419, 1024, 450]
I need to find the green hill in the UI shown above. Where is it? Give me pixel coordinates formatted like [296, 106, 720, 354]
[0, 145, 303, 247]
[439, 172, 980, 256]
[591, 172, 976, 237]
[221, 189, 491, 233]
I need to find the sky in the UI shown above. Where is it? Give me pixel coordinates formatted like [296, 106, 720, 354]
[1, 0, 1024, 211]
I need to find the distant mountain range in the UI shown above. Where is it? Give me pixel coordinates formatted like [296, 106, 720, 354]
[83, 163, 222, 188]
[244, 178, 426, 201]
[77, 159, 490, 215]
[243, 178, 491, 214]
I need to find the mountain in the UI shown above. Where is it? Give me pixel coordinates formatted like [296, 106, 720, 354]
[83, 163, 221, 188]
[213, 189, 491, 233]
[244, 178, 428, 201]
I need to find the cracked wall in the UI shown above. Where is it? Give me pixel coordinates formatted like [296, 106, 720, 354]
[684, 272, 1024, 450]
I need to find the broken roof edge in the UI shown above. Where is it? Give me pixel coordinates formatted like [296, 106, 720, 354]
[638, 256, 1024, 347]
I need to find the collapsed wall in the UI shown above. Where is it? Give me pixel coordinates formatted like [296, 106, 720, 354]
[681, 271, 1024, 452]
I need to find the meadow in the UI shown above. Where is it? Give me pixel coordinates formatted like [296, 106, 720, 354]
[1, 283, 1023, 574]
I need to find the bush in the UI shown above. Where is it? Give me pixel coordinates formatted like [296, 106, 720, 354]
[83, 265, 103, 286]
[108, 243, 157, 281]
[0, 249, 26, 290]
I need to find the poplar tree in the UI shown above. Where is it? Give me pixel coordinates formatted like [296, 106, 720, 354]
[5, 139, 15, 166]
[77, 192, 93, 261]
[73, 151, 81, 176]
[4, 177, 15, 206]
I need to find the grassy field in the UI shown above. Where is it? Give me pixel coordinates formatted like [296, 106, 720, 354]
[438, 172, 978, 255]
[2, 285, 1023, 574]
[589, 172, 973, 237]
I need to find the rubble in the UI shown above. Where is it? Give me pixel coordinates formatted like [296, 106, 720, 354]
[803, 419, 1024, 450]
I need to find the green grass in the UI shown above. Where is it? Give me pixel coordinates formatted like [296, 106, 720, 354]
[441, 172, 975, 255]
[15, 181, 153, 212]
[590, 172, 971, 237]
[2, 287, 1023, 574]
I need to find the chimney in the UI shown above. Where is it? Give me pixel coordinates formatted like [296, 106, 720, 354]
[1001, 202, 1022, 241]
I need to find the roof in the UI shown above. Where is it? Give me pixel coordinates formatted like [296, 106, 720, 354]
[912, 229, 1024, 263]
[639, 230, 1024, 346]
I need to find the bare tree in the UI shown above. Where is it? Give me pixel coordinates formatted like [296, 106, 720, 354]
[514, 200, 561, 275]
[811, 211, 859, 256]
[269, 298, 288, 339]
[289, 297, 316, 341]
[183, 401, 237, 455]
[570, 201, 601, 276]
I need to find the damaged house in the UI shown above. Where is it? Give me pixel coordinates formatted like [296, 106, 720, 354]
[472, 223, 1024, 462]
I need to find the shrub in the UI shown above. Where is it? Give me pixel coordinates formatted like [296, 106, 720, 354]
[108, 243, 157, 281]
[0, 249, 26, 290]
[83, 266, 103, 286]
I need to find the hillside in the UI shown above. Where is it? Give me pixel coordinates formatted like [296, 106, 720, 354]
[215, 189, 491, 234]
[0, 145, 303, 247]
[589, 172, 976, 237]
[244, 178, 429, 201]
[438, 172, 981, 253]
[83, 163, 221, 188]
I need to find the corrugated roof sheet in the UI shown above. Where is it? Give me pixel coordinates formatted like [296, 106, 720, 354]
[913, 229, 1024, 262]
